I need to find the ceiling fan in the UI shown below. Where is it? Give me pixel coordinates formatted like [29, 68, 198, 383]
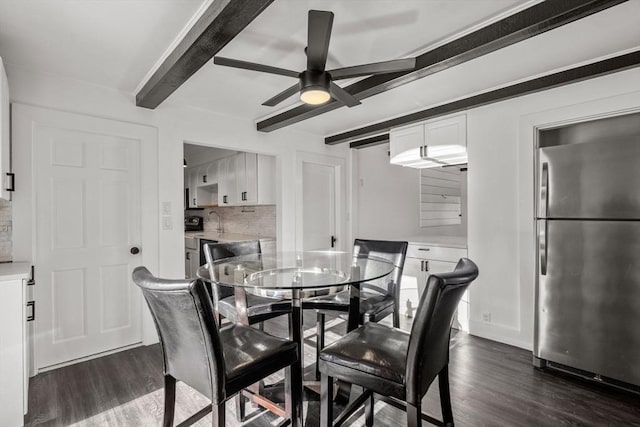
[213, 10, 416, 108]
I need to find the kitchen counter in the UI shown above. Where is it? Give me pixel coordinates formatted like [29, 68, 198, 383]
[185, 231, 274, 243]
[399, 236, 467, 249]
[0, 262, 31, 281]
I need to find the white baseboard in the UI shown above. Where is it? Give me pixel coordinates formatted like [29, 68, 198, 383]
[468, 319, 532, 351]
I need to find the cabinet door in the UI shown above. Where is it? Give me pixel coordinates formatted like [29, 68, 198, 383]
[185, 249, 199, 278]
[218, 157, 236, 205]
[401, 257, 422, 318]
[234, 153, 247, 203]
[0, 60, 10, 201]
[424, 115, 466, 148]
[226, 156, 237, 205]
[389, 124, 424, 166]
[0, 279, 26, 425]
[188, 169, 198, 208]
[244, 153, 258, 204]
[217, 159, 227, 205]
[206, 162, 217, 185]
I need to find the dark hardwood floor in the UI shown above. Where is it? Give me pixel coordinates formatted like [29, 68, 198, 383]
[25, 315, 640, 426]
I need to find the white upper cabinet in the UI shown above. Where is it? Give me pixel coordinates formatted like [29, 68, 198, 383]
[0, 57, 11, 200]
[389, 124, 425, 167]
[389, 114, 467, 168]
[217, 156, 235, 206]
[219, 153, 275, 206]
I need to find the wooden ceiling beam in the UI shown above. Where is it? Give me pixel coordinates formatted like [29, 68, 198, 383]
[349, 134, 389, 149]
[136, 0, 274, 109]
[256, 0, 627, 133]
[326, 50, 640, 146]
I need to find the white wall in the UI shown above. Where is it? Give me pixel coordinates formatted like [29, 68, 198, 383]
[466, 68, 640, 350]
[354, 142, 467, 241]
[6, 64, 350, 345]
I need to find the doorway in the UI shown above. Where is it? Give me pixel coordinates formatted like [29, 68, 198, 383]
[296, 152, 345, 252]
[12, 105, 159, 371]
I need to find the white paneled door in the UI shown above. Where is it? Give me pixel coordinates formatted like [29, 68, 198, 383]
[296, 152, 345, 253]
[32, 120, 146, 369]
[302, 162, 336, 251]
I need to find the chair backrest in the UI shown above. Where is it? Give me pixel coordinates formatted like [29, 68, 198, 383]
[203, 240, 262, 301]
[405, 258, 479, 404]
[353, 239, 408, 297]
[132, 267, 226, 403]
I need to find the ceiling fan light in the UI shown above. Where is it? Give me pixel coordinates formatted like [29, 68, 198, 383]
[300, 88, 331, 105]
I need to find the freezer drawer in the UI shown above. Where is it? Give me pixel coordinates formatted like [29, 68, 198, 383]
[535, 219, 640, 386]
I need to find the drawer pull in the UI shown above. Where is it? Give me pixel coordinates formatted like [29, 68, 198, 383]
[418, 248, 430, 251]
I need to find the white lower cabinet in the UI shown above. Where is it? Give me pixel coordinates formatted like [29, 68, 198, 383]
[401, 243, 468, 330]
[0, 263, 31, 427]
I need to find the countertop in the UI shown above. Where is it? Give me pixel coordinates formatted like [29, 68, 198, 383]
[398, 235, 467, 249]
[0, 262, 31, 281]
[184, 231, 275, 242]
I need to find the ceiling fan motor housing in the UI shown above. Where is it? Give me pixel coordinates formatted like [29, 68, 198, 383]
[300, 70, 331, 93]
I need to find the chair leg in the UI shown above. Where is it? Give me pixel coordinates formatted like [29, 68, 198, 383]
[364, 390, 374, 427]
[438, 365, 454, 427]
[320, 373, 333, 427]
[407, 402, 421, 427]
[234, 393, 246, 422]
[211, 402, 225, 427]
[393, 305, 400, 328]
[286, 359, 303, 427]
[316, 312, 325, 380]
[163, 375, 176, 427]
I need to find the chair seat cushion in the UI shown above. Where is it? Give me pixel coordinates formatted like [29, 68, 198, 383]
[218, 294, 291, 323]
[320, 322, 409, 385]
[222, 324, 298, 397]
[303, 288, 394, 316]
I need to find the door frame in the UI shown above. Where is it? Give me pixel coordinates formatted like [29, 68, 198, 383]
[12, 104, 159, 374]
[295, 151, 346, 253]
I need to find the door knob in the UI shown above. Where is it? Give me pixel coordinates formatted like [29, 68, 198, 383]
[130, 247, 141, 255]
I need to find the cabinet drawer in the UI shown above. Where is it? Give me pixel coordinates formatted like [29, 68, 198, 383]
[406, 244, 467, 262]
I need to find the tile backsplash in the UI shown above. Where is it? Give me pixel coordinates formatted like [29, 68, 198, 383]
[202, 205, 276, 237]
[0, 199, 11, 262]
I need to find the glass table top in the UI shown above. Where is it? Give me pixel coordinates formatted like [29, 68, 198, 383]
[196, 251, 395, 292]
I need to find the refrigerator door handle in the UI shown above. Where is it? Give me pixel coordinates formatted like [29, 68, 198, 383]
[541, 162, 549, 218]
[540, 220, 548, 276]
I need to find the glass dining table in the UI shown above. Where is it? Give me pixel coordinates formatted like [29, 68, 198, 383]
[196, 250, 395, 426]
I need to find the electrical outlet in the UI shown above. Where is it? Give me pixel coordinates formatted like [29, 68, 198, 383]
[482, 312, 491, 322]
[162, 201, 172, 215]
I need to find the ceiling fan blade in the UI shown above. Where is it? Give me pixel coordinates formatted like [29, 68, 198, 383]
[329, 82, 361, 107]
[262, 83, 301, 107]
[213, 57, 299, 78]
[329, 58, 416, 79]
[306, 10, 334, 71]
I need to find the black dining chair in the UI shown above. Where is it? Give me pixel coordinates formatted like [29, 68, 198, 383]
[318, 258, 479, 427]
[203, 240, 291, 326]
[303, 239, 408, 379]
[132, 266, 302, 427]
[203, 240, 292, 421]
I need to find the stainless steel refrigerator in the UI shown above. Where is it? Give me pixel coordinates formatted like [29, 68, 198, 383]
[534, 112, 640, 390]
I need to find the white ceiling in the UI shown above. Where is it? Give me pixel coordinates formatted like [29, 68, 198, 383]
[0, 0, 638, 138]
[0, 0, 206, 91]
[170, 0, 532, 125]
